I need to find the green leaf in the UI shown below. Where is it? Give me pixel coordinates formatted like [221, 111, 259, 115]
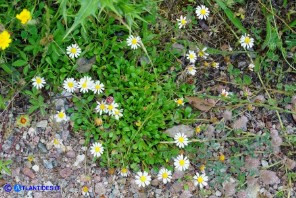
[214, 0, 247, 34]
[12, 60, 28, 67]
[63, 0, 100, 39]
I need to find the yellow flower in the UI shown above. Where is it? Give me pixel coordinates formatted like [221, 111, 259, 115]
[16, 114, 30, 128]
[27, 155, 34, 162]
[0, 30, 12, 50]
[200, 164, 206, 172]
[195, 126, 201, 134]
[94, 117, 103, 126]
[16, 9, 32, 24]
[219, 154, 225, 162]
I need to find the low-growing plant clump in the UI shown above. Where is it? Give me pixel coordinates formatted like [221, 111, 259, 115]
[0, 0, 295, 197]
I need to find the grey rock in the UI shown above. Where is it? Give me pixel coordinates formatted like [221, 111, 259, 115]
[66, 150, 76, 158]
[61, 90, 72, 98]
[172, 170, 185, 180]
[155, 189, 162, 194]
[43, 159, 54, 169]
[55, 99, 65, 111]
[164, 125, 194, 138]
[151, 179, 159, 186]
[76, 56, 96, 73]
[117, 178, 126, 185]
[22, 167, 35, 179]
[15, 144, 20, 150]
[238, 61, 247, 68]
[171, 182, 183, 193]
[62, 130, 70, 141]
[24, 161, 32, 169]
[95, 183, 106, 196]
[59, 168, 72, 179]
[180, 190, 193, 198]
[36, 120, 48, 128]
[38, 143, 47, 153]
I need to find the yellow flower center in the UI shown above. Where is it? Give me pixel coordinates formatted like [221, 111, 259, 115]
[100, 104, 106, 110]
[95, 84, 101, 90]
[68, 82, 74, 88]
[176, 99, 183, 105]
[108, 105, 114, 111]
[114, 110, 120, 115]
[179, 159, 185, 166]
[244, 37, 250, 44]
[121, 168, 127, 173]
[200, 9, 207, 15]
[162, 172, 168, 179]
[71, 48, 77, 54]
[58, 112, 65, 119]
[53, 138, 60, 145]
[82, 186, 88, 193]
[81, 82, 87, 88]
[140, 176, 146, 182]
[131, 38, 138, 45]
[36, 78, 42, 84]
[188, 67, 193, 71]
[189, 54, 194, 59]
[94, 146, 101, 153]
[197, 176, 203, 183]
[181, 19, 186, 25]
[178, 137, 184, 143]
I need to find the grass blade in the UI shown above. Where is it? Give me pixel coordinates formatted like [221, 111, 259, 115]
[214, 0, 247, 34]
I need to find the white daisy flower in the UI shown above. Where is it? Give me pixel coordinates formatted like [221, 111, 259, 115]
[248, 63, 255, 71]
[127, 35, 141, 50]
[54, 110, 68, 122]
[174, 98, 184, 106]
[135, 171, 151, 188]
[177, 15, 187, 29]
[78, 76, 94, 93]
[196, 5, 210, 20]
[174, 155, 190, 171]
[81, 186, 89, 196]
[92, 80, 105, 94]
[220, 89, 229, 97]
[174, 133, 189, 148]
[90, 142, 104, 158]
[239, 34, 254, 49]
[157, 168, 172, 184]
[95, 101, 107, 115]
[63, 78, 77, 93]
[197, 47, 208, 59]
[186, 65, 197, 76]
[113, 108, 123, 120]
[32, 76, 46, 89]
[66, 44, 81, 59]
[211, 62, 219, 69]
[120, 168, 129, 177]
[52, 137, 63, 149]
[106, 102, 119, 116]
[186, 50, 197, 63]
[193, 172, 209, 189]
